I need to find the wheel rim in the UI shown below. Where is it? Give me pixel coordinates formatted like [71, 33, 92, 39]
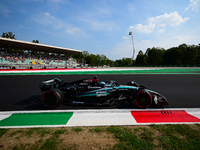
[135, 92, 152, 108]
[42, 91, 59, 108]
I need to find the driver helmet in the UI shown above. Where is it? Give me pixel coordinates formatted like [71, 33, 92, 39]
[99, 81, 105, 85]
[93, 76, 99, 83]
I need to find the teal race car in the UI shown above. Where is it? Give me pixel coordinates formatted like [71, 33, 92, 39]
[39, 76, 169, 109]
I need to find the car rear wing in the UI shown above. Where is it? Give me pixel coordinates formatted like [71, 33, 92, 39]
[42, 78, 63, 85]
[39, 78, 63, 93]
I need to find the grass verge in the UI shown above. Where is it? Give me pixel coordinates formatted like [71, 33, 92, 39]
[0, 124, 199, 150]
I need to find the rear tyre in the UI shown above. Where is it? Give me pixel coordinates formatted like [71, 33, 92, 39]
[42, 89, 64, 108]
[134, 91, 152, 108]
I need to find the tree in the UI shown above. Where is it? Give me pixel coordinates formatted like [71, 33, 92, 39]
[185, 45, 198, 65]
[86, 54, 96, 66]
[163, 47, 181, 65]
[32, 40, 39, 43]
[71, 52, 84, 63]
[1, 32, 16, 39]
[107, 59, 114, 66]
[179, 43, 187, 64]
[100, 54, 108, 66]
[121, 58, 132, 66]
[136, 50, 145, 65]
[82, 51, 90, 57]
[114, 59, 122, 66]
[145, 47, 165, 65]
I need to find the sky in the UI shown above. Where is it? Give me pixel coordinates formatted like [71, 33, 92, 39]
[0, 0, 200, 60]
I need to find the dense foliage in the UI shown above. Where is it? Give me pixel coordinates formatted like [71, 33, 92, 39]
[1, 32, 16, 39]
[71, 51, 113, 67]
[135, 44, 200, 66]
[73, 43, 200, 67]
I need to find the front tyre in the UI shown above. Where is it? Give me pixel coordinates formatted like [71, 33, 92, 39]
[134, 91, 152, 108]
[42, 89, 64, 108]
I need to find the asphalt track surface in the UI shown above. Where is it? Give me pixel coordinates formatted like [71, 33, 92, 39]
[0, 74, 200, 111]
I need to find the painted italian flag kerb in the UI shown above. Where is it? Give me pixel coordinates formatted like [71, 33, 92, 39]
[0, 110, 200, 128]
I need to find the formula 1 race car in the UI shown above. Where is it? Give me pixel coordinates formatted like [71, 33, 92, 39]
[39, 76, 169, 109]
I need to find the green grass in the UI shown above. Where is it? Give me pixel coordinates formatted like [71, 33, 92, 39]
[139, 127, 154, 143]
[107, 126, 154, 150]
[8, 129, 24, 137]
[39, 136, 58, 150]
[71, 127, 84, 133]
[53, 128, 67, 138]
[8, 128, 52, 137]
[0, 124, 199, 150]
[89, 127, 106, 133]
[151, 124, 200, 150]
[0, 128, 8, 137]
[26, 128, 52, 137]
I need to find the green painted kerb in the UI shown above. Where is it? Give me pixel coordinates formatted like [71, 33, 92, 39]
[0, 112, 73, 127]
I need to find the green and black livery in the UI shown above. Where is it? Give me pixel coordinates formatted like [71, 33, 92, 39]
[39, 77, 168, 109]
